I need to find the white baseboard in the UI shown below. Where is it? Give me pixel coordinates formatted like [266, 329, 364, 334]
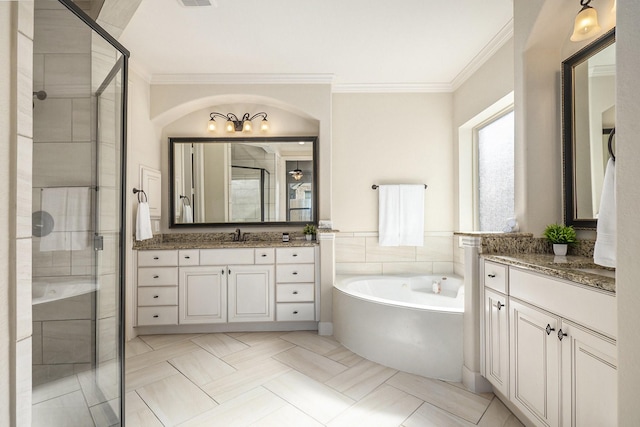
[462, 365, 493, 393]
[318, 322, 333, 336]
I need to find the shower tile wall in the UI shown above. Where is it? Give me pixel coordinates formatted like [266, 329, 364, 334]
[334, 232, 456, 275]
[31, 1, 95, 386]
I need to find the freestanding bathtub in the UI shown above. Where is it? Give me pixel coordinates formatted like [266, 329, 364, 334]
[333, 274, 464, 381]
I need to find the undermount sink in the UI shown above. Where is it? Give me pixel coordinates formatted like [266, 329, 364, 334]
[574, 268, 615, 279]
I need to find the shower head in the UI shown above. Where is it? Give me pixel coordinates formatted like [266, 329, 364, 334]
[33, 90, 47, 101]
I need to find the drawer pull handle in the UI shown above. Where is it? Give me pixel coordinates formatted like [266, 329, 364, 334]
[496, 301, 504, 310]
[487, 273, 496, 278]
[184, 256, 190, 259]
[293, 291, 298, 295]
[153, 256, 159, 260]
[261, 254, 267, 257]
[292, 272, 298, 275]
[558, 329, 568, 341]
[153, 275, 159, 279]
[153, 315, 159, 318]
[293, 254, 298, 257]
[293, 311, 298, 314]
[153, 295, 159, 299]
[546, 324, 555, 336]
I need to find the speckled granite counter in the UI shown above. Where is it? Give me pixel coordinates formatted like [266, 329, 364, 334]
[133, 232, 321, 250]
[484, 254, 615, 294]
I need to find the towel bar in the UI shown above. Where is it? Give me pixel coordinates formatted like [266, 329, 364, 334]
[372, 184, 427, 190]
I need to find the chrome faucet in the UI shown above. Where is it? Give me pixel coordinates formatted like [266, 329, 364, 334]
[234, 228, 241, 242]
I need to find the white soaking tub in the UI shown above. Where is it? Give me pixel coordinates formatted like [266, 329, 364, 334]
[333, 274, 464, 381]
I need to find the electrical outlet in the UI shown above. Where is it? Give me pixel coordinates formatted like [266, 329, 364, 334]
[154, 221, 160, 232]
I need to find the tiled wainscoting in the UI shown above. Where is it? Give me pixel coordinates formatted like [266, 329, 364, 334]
[335, 232, 465, 276]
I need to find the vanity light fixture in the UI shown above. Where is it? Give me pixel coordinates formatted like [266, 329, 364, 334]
[570, 0, 602, 42]
[289, 161, 303, 181]
[207, 112, 269, 134]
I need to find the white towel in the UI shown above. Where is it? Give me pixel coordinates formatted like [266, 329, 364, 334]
[182, 204, 193, 223]
[39, 187, 91, 251]
[378, 185, 425, 247]
[594, 158, 616, 267]
[136, 202, 153, 241]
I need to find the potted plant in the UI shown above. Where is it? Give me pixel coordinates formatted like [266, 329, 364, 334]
[303, 224, 317, 241]
[543, 224, 577, 256]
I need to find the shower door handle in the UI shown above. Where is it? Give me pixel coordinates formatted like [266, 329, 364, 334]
[94, 235, 104, 251]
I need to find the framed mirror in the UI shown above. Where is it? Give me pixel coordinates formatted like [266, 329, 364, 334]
[562, 28, 615, 229]
[169, 136, 317, 227]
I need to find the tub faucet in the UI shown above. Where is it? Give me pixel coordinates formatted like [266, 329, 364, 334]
[234, 228, 241, 242]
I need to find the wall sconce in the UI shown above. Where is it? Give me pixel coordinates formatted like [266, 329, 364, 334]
[207, 112, 269, 134]
[570, 0, 602, 42]
[289, 161, 303, 181]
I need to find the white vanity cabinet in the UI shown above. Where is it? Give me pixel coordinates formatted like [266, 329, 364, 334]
[275, 247, 316, 321]
[481, 258, 618, 427]
[136, 250, 179, 326]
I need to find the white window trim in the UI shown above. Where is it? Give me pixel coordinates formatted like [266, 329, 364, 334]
[458, 91, 514, 232]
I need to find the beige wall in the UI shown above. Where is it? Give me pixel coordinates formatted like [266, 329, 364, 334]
[616, 0, 640, 423]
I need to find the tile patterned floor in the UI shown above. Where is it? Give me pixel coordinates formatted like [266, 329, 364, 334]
[32, 330, 525, 426]
[123, 331, 524, 427]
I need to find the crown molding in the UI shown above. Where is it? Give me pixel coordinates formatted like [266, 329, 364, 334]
[332, 82, 453, 93]
[450, 18, 514, 91]
[150, 73, 335, 85]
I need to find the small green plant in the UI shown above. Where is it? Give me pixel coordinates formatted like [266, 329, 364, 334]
[543, 224, 577, 244]
[303, 224, 317, 235]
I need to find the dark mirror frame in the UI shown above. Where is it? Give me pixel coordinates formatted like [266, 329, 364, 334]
[169, 136, 318, 228]
[562, 28, 615, 229]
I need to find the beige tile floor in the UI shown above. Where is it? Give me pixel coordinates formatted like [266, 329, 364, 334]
[31, 330, 524, 426]
[123, 331, 524, 427]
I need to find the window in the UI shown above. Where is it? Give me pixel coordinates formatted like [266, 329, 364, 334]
[476, 110, 515, 231]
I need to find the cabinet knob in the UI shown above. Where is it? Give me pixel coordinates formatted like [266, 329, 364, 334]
[153, 275, 159, 279]
[261, 254, 267, 257]
[546, 324, 555, 335]
[487, 273, 496, 278]
[496, 301, 504, 310]
[221, 269, 225, 275]
[153, 295, 159, 299]
[293, 291, 298, 295]
[293, 311, 298, 314]
[153, 256, 159, 260]
[558, 329, 568, 341]
[153, 315, 159, 318]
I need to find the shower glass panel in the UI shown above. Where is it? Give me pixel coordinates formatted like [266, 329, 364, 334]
[31, 0, 127, 425]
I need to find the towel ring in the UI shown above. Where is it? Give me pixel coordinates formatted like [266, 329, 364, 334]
[133, 188, 148, 203]
[180, 195, 191, 206]
[607, 128, 615, 161]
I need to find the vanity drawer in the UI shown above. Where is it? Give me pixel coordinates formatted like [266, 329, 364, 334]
[276, 264, 314, 283]
[276, 303, 315, 321]
[179, 250, 200, 266]
[138, 286, 178, 306]
[255, 248, 275, 264]
[200, 248, 254, 265]
[277, 284, 314, 302]
[138, 267, 178, 286]
[276, 247, 315, 264]
[137, 306, 178, 326]
[484, 260, 508, 294]
[138, 250, 178, 267]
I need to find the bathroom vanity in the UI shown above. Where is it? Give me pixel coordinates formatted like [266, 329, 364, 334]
[480, 254, 616, 427]
[133, 235, 320, 334]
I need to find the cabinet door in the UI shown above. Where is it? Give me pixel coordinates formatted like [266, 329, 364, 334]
[485, 289, 509, 397]
[510, 299, 561, 427]
[561, 321, 617, 427]
[179, 266, 226, 324]
[228, 265, 275, 322]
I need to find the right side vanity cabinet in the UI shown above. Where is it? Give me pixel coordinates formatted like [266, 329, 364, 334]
[481, 259, 617, 427]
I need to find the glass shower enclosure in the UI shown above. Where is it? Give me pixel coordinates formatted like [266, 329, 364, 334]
[31, 0, 128, 425]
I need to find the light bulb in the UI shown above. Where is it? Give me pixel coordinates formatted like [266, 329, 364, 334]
[243, 120, 253, 133]
[225, 121, 235, 133]
[207, 120, 216, 132]
[260, 119, 269, 132]
[570, 5, 601, 42]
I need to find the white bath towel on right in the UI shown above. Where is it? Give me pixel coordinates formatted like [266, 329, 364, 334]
[378, 184, 424, 247]
[594, 158, 616, 267]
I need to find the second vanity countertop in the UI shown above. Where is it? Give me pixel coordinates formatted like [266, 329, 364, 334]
[133, 240, 318, 250]
[484, 253, 615, 294]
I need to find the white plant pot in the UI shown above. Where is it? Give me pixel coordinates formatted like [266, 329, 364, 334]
[305, 234, 312, 241]
[553, 244, 568, 256]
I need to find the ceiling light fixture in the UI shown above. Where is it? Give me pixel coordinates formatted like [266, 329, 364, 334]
[207, 112, 269, 134]
[570, 0, 602, 42]
[289, 161, 303, 181]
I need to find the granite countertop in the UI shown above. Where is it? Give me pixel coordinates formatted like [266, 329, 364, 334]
[484, 253, 615, 293]
[134, 240, 319, 250]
